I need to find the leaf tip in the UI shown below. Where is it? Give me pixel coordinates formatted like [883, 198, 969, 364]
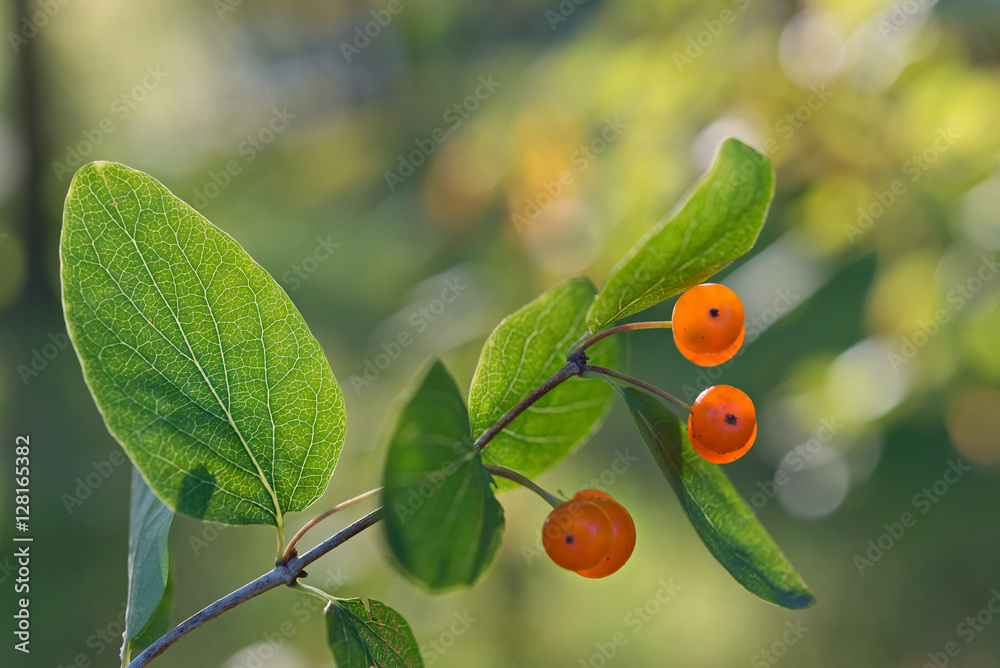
[780, 587, 817, 610]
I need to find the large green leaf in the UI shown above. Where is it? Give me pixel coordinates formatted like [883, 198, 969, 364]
[121, 468, 174, 666]
[614, 382, 815, 609]
[587, 139, 774, 331]
[469, 278, 618, 490]
[382, 359, 504, 590]
[325, 598, 424, 668]
[61, 162, 346, 529]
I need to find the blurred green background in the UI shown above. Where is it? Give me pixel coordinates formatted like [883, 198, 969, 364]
[2, 0, 999, 666]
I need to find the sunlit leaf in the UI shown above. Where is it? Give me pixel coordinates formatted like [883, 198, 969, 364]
[588, 139, 774, 331]
[614, 382, 815, 609]
[469, 278, 618, 490]
[61, 162, 346, 528]
[382, 359, 504, 590]
[325, 597, 424, 668]
[121, 468, 174, 666]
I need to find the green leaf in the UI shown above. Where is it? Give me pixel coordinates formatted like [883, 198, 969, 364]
[61, 162, 346, 528]
[325, 597, 424, 668]
[121, 468, 174, 665]
[587, 139, 774, 330]
[382, 359, 504, 590]
[469, 278, 618, 490]
[613, 382, 815, 609]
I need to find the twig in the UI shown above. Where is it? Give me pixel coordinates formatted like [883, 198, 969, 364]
[473, 361, 581, 452]
[127, 508, 384, 668]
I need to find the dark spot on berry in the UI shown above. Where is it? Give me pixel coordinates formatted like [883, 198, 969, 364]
[709, 308, 720, 318]
[725, 413, 738, 425]
[565, 534, 575, 545]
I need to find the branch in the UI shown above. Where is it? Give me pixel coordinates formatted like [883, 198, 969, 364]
[127, 508, 384, 668]
[129, 353, 590, 666]
[473, 361, 580, 452]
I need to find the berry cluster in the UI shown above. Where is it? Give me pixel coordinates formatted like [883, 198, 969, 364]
[538, 283, 757, 575]
[673, 283, 757, 464]
[542, 491, 636, 578]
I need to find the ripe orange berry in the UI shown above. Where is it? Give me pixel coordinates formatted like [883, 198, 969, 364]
[672, 283, 745, 366]
[542, 499, 614, 572]
[687, 385, 756, 464]
[572, 491, 636, 578]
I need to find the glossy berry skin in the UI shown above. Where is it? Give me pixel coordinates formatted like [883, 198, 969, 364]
[571, 491, 636, 578]
[542, 499, 614, 572]
[672, 283, 745, 366]
[687, 385, 756, 464]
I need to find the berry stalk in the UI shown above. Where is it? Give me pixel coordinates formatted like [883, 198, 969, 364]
[583, 364, 693, 413]
[484, 464, 565, 508]
[569, 321, 673, 356]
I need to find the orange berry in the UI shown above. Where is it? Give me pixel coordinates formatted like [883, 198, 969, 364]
[687, 385, 756, 464]
[672, 284, 745, 366]
[572, 492, 636, 578]
[572, 490, 611, 500]
[675, 324, 745, 367]
[542, 499, 614, 571]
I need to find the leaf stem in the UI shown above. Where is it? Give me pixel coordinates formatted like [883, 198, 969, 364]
[483, 464, 564, 508]
[583, 364, 693, 413]
[282, 487, 383, 562]
[472, 361, 581, 453]
[570, 321, 672, 355]
[127, 508, 384, 668]
[292, 582, 338, 605]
